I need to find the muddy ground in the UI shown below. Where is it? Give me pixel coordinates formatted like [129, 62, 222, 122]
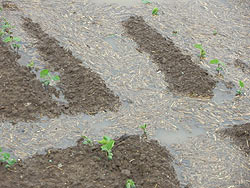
[0, 0, 250, 187]
[0, 135, 181, 188]
[0, 40, 61, 122]
[218, 123, 250, 155]
[122, 16, 216, 97]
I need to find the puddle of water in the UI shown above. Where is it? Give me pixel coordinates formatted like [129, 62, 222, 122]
[155, 125, 205, 145]
[212, 81, 236, 104]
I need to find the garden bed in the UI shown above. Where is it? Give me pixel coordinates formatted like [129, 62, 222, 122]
[217, 123, 250, 155]
[122, 16, 216, 97]
[0, 135, 180, 188]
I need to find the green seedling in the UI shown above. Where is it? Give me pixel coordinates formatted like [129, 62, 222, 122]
[152, 8, 159, 15]
[139, 124, 147, 135]
[126, 179, 136, 188]
[82, 136, 93, 146]
[98, 136, 115, 160]
[213, 30, 217, 36]
[40, 69, 60, 87]
[210, 59, 225, 74]
[0, 148, 16, 168]
[236, 80, 245, 96]
[2, 35, 21, 53]
[142, 0, 151, 4]
[27, 61, 35, 68]
[194, 44, 206, 59]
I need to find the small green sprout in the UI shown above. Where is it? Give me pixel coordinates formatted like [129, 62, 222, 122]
[139, 124, 147, 135]
[27, 61, 35, 68]
[0, 148, 16, 168]
[194, 44, 206, 59]
[126, 179, 136, 188]
[210, 59, 225, 74]
[142, 0, 151, 4]
[213, 30, 217, 36]
[98, 136, 115, 160]
[152, 8, 159, 15]
[236, 80, 245, 96]
[40, 69, 60, 87]
[82, 136, 93, 146]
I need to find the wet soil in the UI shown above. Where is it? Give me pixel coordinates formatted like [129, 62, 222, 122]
[22, 17, 120, 115]
[0, 40, 61, 122]
[122, 16, 216, 97]
[0, 135, 180, 188]
[234, 59, 250, 73]
[0, 14, 120, 123]
[218, 123, 250, 155]
[1, 1, 19, 11]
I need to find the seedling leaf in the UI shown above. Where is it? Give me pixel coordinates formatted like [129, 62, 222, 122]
[239, 80, 244, 88]
[126, 179, 136, 188]
[142, 0, 151, 4]
[40, 69, 49, 78]
[194, 44, 203, 50]
[12, 37, 21, 42]
[52, 75, 60, 81]
[3, 36, 12, 43]
[210, 59, 219, 64]
[27, 61, 35, 68]
[152, 8, 158, 15]
[99, 136, 115, 160]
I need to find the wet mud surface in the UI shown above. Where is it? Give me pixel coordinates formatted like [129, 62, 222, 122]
[0, 0, 250, 187]
[218, 123, 250, 154]
[0, 40, 61, 122]
[122, 16, 216, 97]
[0, 135, 180, 188]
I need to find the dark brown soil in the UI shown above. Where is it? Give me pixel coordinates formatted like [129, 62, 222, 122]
[234, 59, 250, 73]
[22, 17, 120, 115]
[0, 135, 180, 188]
[218, 123, 250, 155]
[0, 15, 120, 123]
[0, 40, 61, 122]
[1, 1, 18, 11]
[122, 16, 216, 97]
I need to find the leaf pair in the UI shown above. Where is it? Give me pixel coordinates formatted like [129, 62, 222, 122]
[194, 44, 206, 58]
[40, 69, 60, 86]
[0, 148, 16, 168]
[98, 136, 115, 160]
[126, 179, 136, 188]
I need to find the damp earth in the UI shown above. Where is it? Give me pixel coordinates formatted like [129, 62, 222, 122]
[0, 0, 249, 188]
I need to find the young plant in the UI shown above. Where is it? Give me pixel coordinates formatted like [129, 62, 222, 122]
[139, 124, 147, 135]
[194, 44, 206, 59]
[213, 30, 217, 36]
[152, 8, 159, 15]
[126, 179, 136, 188]
[98, 136, 115, 160]
[236, 80, 245, 96]
[27, 61, 35, 68]
[40, 69, 60, 87]
[82, 136, 93, 146]
[0, 148, 16, 168]
[209, 59, 225, 74]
